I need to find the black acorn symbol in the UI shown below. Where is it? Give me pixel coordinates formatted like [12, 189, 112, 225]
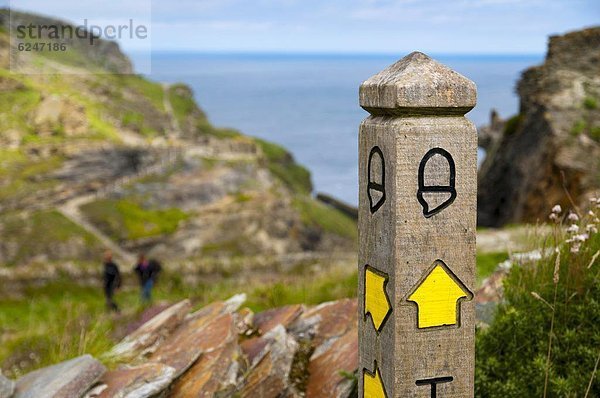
[417, 148, 457, 218]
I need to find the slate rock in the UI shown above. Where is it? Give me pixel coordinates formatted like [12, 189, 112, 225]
[124, 303, 172, 336]
[240, 325, 299, 398]
[291, 298, 357, 347]
[150, 312, 235, 379]
[105, 300, 191, 361]
[85, 363, 176, 398]
[14, 354, 106, 398]
[252, 304, 303, 334]
[289, 299, 358, 398]
[0, 373, 14, 398]
[305, 326, 358, 398]
[168, 315, 240, 397]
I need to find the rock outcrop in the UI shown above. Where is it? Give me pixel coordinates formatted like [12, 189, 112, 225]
[13, 355, 105, 398]
[0, 373, 14, 398]
[478, 27, 600, 227]
[1, 9, 133, 74]
[0, 9, 357, 269]
[2, 296, 358, 398]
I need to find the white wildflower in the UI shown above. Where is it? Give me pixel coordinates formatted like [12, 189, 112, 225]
[567, 212, 579, 222]
[573, 233, 589, 242]
[551, 205, 562, 214]
[549, 213, 558, 221]
[589, 210, 596, 217]
[566, 224, 579, 234]
[498, 259, 513, 271]
[587, 224, 598, 234]
[570, 242, 581, 253]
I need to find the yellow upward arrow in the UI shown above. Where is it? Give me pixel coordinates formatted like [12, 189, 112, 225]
[364, 266, 392, 332]
[407, 260, 472, 329]
[364, 363, 387, 398]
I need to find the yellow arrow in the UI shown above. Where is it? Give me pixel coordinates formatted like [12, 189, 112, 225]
[407, 260, 472, 329]
[364, 266, 392, 332]
[364, 363, 387, 398]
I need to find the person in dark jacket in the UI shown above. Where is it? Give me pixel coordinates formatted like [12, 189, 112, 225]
[102, 250, 121, 312]
[133, 253, 161, 303]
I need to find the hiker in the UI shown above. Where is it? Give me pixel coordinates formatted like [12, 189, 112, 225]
[102, 250, 121, 312]
[133, 253, 161, 303]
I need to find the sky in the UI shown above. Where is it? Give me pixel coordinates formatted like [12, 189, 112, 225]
[3, 0, 600, 54]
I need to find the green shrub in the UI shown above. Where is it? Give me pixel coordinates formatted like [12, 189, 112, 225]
[590, 126, 600, 142]
[168, 84, 200, 127]
[504, 114, 523, 136]
[583, 97, 598, 110]
[293, 197, 357, 241]
[571, 119, 586, 136]
[255, 138, 312, 194]
[476, 211, 600, 397]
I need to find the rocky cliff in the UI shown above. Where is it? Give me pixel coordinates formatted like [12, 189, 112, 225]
[478, 27, 600, 227]
[0, 10, 357, 272]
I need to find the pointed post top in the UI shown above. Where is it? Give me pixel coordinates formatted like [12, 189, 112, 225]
[359, 51, 477, 116]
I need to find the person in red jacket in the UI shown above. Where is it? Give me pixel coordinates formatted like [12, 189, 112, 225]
[133, 253, 161, 303]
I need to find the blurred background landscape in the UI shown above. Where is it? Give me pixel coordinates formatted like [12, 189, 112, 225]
[0, 1, 598, 397]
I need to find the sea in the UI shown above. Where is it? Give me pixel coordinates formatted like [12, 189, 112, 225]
[139, 53, 543, 206]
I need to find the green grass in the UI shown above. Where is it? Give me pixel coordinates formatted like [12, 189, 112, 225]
[0, 210, 103, 265]
[293, 197, 357, 241]
[168, 84, 202, 128]
[121, 111, 145, 129]
[255, 138, 312, 194]
[0, 262, 357, 376]
[246, 269, 357, 311]
[200, 240, 246, 258]
[81, 198, 189, 242]
[0, 152, 64, 204]
[115, 75, 165, 112]
[0, 73, 41, 134]
[234, 192, 253, 203]
[476, 251, 509, 285]
[0, 283, 121, 377]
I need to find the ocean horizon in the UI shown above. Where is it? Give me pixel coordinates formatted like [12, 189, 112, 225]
[133, 51, 544, 205]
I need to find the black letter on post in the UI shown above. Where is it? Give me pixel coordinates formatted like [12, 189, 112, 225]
[415, 376, 453, 398]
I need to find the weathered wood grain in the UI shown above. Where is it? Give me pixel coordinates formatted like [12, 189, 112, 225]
[358, 52, 477, 398]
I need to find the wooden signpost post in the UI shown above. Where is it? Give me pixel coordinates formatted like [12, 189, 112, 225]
[358, 52, 477, 397]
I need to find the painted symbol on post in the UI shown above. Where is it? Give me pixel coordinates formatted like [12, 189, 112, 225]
[417, 148, 456, 218]
[364, 361, 388, 398]
[406, 260, 472, 329]
[364, 265, 392, 333]
[367, 146, 386, 214]
[416, 376, 454, 398]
